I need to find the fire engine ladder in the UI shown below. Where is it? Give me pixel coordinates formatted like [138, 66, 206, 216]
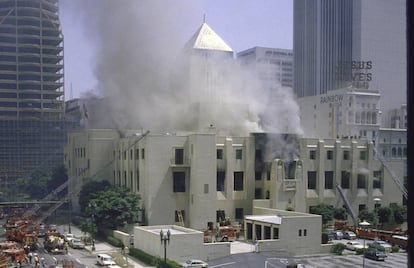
[177, 210, 184, 226]
[336, 184, 358, 227]
[33, 130, 150, 223]
[372, 146, 408, 199]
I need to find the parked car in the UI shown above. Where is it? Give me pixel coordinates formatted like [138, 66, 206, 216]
[345, 241, 366, 251]
[63, 233, 75, 243]
[69, 239, 85, 249]
[332, 230, 344, 240]
[368, 240, 392, 252]
[182, 259, 208, 268]
[364, 250, 387, 261]
[343, 231, 357, 240]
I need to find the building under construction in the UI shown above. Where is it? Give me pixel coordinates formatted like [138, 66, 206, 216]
[0, 0, 72, 180]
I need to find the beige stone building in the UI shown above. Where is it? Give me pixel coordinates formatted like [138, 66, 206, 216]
[65, 129, 404, 231]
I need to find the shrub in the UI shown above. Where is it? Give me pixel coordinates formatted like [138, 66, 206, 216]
[106, 235, 123, 247]
[355, 248, 369, 255]
[331, 243, 346, 255]
[391, 245, 400, 253]
[321, 232, 329, 244]
[129, 248, 182, 268]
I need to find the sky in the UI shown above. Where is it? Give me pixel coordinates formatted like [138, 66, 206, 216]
[59, 0, 293, 100]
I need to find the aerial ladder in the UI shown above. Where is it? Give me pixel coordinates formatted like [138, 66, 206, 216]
[372, 146, 407, 199]
[336, 184, 358, 228]
[33, 130, 149, 223]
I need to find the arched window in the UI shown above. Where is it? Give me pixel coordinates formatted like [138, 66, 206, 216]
[392, 147, 397, 157]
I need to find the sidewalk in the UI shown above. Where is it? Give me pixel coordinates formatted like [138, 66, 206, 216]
[59, 225, 155, 268]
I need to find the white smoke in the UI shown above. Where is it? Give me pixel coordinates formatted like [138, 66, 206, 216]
[67, 0, 302, 137]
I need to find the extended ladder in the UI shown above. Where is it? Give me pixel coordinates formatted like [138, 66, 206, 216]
[177, 210, 184, 226]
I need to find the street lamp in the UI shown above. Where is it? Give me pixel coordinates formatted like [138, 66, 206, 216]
[359, 220, 370, 268]
[88, 202, 96, 251]
[160, 229, 171, 268]
[373, 198, 381, 240]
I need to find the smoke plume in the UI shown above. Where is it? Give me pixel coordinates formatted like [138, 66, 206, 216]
[68, 0, 302, 137]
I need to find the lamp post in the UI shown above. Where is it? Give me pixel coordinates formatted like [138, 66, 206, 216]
[359, 220, 370, 268]
[88, 202, 96, 251]
[373, 198, 381, 240]
[160, 229, 170, 268]
[123, 246, 129, 267]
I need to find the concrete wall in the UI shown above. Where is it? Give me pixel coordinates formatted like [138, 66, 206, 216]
[133, 225, 230, 264]
[249, 207, 323, 256]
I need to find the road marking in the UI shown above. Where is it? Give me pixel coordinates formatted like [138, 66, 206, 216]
[210, 262, 236, 267]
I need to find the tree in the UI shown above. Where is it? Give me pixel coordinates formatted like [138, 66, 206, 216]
[376, 207, 392, 228]
[358, 209, 375, 223]
[391, 204, 407, 225]
[48, 165, 68, 196]
[333, 207, 347, 221]
[83, 186, 141, 232]
[310, 203, 334, 227]
[25, 170, 51, 199]
[78, 179, 111, 212]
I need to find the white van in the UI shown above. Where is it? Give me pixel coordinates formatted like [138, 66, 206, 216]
[96, 254, 115, 266]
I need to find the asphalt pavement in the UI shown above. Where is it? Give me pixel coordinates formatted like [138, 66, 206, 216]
[61, 225, 254, 268]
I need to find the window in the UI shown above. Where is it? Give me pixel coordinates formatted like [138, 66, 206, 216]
[273, 228, 279, 239]
[235, 208, 244, 219]
[265, 190, 270, 199]
[298, 229, 302, 236]
[255, 171, 262, 180]
[343, 150, 350, 160]
[255, 188, 262, 199]
[358, 204, 366, 213]
[357, 174, 366, 189]
[217, 171, 225, 191]
[341, 171, 350, 189]
[373, 170, 382, 189]
[135, 149, 139, 159]
[173, 171, 185, 192]
[324, 171, 334, 189]
[217, 149, 223, 159]
[175, 148, 184, 164]
[327, 150, 333, 160]
[304, 229, 307, 236]
[264, 226, 271, 239]
[141, 148, 145, 159]
[216, 210, 225, 222]
[236, 149, 242, 160]
[204, 184, 209, 194]
[267, 170, 271, 180]
[359, 150, 366, 160]
[307, 171, 317, 189]
[255, 149, 262, 161]
[234, 172, 244, 191]
[130, 149, 133, 160]
[309, 150, 316, 159]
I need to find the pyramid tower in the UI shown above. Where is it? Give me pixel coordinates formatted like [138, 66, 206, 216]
[184, 22, 233, 53]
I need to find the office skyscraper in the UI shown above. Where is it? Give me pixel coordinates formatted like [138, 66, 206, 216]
[293, 0, 406, 112]
[0, 0, 68, 180]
